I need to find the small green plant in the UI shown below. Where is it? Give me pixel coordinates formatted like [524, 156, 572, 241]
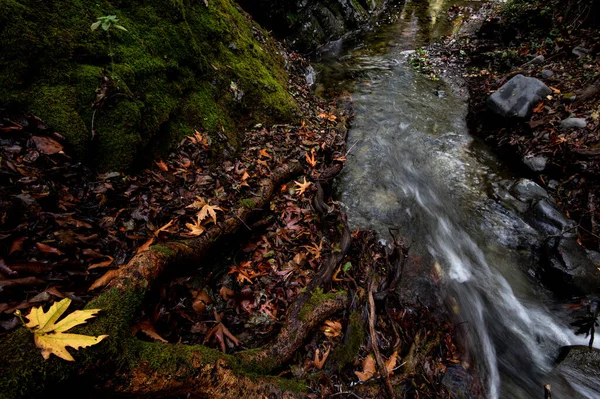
[91, 15, 127, 77]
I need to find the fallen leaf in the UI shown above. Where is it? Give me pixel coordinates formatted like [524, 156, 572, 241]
[35, 242, 64, 256]
[321, 320, 342, 338]
[197, 203, 223, 224]
[355, 354, 376, 381]
[154, 218, 176, 237]
[136, 238, 155, 254]
[155, 160, 169, 172]
[259, 148, 272, 159]
[9, 237, 26, 255]
[305, 150, 318, 168]
[533, 102, 545, 113]
[133, 320, 168, 343]
[192, 290, 213, 313]
[31, 136, 63, 155]
[294, 177, 311, 196]
[88, 256, 114, 270]
[313, 346, 331, 369]
[88, 269, 118, 291]
[219, 286, 235, 300]
[24, 298, 107, 361]
[385, 351, 399, 374]
[185, 216, 206, 236]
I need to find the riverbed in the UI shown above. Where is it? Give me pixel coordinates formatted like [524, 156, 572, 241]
[315, 0, 600, 397]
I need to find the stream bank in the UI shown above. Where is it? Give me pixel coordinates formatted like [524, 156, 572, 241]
[313, 0, 600, 397]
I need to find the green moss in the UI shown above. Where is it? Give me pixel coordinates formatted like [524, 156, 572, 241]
[330, 311, 364, 369]
[298, 287, 343, 321]
[277, 377, 307, 393]
[0, 0, 297, 171]
[240, 198, 257, 209]
[150, 244, 176, 258]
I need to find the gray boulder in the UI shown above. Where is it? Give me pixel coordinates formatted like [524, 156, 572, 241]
[542, 237, 600, 295]
[488, 74, 552, 118]
[510, 179, 549, 203]
[560, 118, 587, 130]
[528, 198, 577, 236]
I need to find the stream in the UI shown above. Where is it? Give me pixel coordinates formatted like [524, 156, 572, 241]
[315, 1, 600, 397]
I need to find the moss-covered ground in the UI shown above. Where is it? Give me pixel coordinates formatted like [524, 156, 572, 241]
[0, 0, 297, 171]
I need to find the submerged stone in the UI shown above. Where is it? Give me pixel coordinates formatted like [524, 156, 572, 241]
[488, 74, 551, 118]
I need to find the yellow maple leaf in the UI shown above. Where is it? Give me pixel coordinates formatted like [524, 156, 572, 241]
[23, 298, 107, 361]
[197, 203, 223, 224]
[294, 177, 312, 195]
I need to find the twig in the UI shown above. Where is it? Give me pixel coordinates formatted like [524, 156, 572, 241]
[544, 384, 552, 399]
[368, 277, 395, 399]
[345, 139, 360, 157]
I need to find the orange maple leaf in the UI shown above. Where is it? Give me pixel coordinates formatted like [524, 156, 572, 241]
[305, 150, 317, 168]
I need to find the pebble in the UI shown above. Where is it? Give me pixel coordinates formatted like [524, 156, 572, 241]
[540, 70, 554, 79]
[559, 118, 587, 130]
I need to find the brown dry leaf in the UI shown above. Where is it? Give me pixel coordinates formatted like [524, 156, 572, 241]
[35, 242, 64, 256]
[259, 148, 272, 159]
[9, 237, 26, 255]
[241, 171, 250, 181]
[197, 203, 223, 224]
[185, 216, 206, 236]
[294, 177, 311, 196]
[550, 86, 561, 94]
[355, 354, 376, 381]
[313, 346, 331, 369]
[305, 150, 318, 168]
[88, 256, 114, 270]
[219, 286, 235, 300]
[136, 238, 155, 254]
[192, 290, 213, 313]
[88, 269, 118, 291]
[133, 320, 168, 343]
[303, 241, 323, 259]
[186, 197, 207, 210]
[155, 160, 169, 172]
[321, 320, 342, 338]
[31, 136, 63, 155]
[385, 351, 399, 375]
[533, 102, 545, 113]
[154, 218, 176, 237]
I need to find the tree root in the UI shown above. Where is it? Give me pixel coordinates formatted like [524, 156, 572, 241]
[0, 161, 356, 399]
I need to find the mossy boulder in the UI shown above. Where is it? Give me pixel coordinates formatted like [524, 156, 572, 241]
[0, 0, 298, 171]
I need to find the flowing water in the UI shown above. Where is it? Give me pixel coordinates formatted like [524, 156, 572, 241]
[315, 1, 600, 397]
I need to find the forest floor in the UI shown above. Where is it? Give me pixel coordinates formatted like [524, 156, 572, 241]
[0, 45, 463, 397]
[424, 1, 600, 252]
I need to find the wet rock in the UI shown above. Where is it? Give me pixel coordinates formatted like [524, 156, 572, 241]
[305, 65, 316, 86]
[572, 46, 591, 57]
[586, 250, 600, 268]
[556, 346, 600, 380]
[560, 118, 587, 130]
[542, 237, 600, 296]
[555, 346, 600, 398]
[510, 178, 549, 203]
[442, 365, 475, 399]
[528, 198, 576, 236]
[540, 69, 554, 79]
[488, 74, 552, 118]
[521, 54, 545, 66]
[522, 154, 548, 172]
